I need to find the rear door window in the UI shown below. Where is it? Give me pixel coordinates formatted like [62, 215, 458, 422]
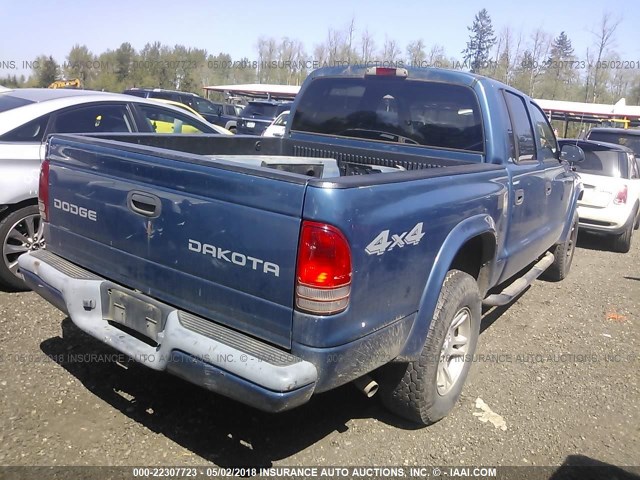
[503, 91, 536, 162]
[51, 104, 133, 133]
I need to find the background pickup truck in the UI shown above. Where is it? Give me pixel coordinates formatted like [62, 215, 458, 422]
[20, 66, 581, 425]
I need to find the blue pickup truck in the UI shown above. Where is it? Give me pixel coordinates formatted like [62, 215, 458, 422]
[20, 66, 582, 425]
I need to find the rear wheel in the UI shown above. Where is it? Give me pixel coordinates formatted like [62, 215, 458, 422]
[543, 212, 578, 281]
[377, 270, 481, 425]
[0, 205, 44, 290]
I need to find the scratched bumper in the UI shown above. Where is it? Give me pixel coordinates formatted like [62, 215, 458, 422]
[18, 250, 317, 412]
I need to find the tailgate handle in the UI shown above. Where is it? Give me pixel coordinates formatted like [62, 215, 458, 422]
[127, 192, 161, 218]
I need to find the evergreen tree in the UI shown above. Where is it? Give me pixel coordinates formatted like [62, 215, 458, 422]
[0, 75, 21, 88]
[545, 31, 576, 99]
[550, 32, 574, 62]
[462, 9, 497, 73]
[64, 44, 96, 86]
[92, 50, 119, 91]
[115, 42, 136, 84]
[34, 55, 59, 87]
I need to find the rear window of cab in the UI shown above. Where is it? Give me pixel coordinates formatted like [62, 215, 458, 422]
[291, 77, 484, 152]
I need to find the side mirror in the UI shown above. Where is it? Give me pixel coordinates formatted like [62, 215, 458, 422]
[560, 144, 585, 165]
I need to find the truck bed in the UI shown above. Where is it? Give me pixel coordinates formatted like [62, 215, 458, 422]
[87, 133, 501, 182]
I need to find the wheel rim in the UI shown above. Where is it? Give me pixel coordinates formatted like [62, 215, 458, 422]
[437, 306, 472, 396]
[3, 213, 44, 278]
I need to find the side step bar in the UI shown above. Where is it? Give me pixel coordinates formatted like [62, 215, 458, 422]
[483, 252, 555, 307]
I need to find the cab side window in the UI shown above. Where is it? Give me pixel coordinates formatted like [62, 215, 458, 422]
[503, 91, 536, 163]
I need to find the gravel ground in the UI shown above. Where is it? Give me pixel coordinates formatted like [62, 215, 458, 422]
[0, 232, 638, 473]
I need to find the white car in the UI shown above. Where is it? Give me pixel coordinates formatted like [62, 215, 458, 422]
[0, 88, 228, 289]
[262, 110, 290, 138]
[561, 139, 640, 252]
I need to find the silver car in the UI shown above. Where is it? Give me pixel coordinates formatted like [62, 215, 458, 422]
[0, 88, 228, 290]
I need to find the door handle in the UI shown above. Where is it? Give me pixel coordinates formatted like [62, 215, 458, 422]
[545, 183, 552, 195]
[515, 189, 525, 206]
[127, 191, 161, 218]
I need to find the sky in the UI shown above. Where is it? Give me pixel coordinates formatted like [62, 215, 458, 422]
[0, 0, 637, 78]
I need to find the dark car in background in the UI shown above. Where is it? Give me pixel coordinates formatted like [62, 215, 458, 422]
[236, 100, 293, 135]
[123, 88, 241, 132]
[206, 102, 243, 132]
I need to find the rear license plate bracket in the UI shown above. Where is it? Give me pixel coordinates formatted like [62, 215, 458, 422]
[104, 288, 163, 342]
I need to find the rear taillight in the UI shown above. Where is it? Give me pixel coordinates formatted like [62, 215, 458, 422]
[38, 158, 50, 221]
[614, 185, 628, 205]
[295, 221, 352, 315]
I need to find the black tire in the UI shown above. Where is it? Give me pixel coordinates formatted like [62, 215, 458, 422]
[611, 223, 633, 253]
[0, 204, 43, 291]
[543, 212, 578, 282]
[377, 269, 481, 425]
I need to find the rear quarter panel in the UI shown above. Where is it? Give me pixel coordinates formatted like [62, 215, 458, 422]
[0, 144, 43, 205]
[292, 167, 507, 351]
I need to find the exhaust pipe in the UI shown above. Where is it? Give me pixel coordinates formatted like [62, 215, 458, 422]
[353, 375, 379, 398]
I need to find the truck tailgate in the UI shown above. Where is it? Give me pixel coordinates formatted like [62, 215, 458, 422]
[44, 136, 307, 348]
